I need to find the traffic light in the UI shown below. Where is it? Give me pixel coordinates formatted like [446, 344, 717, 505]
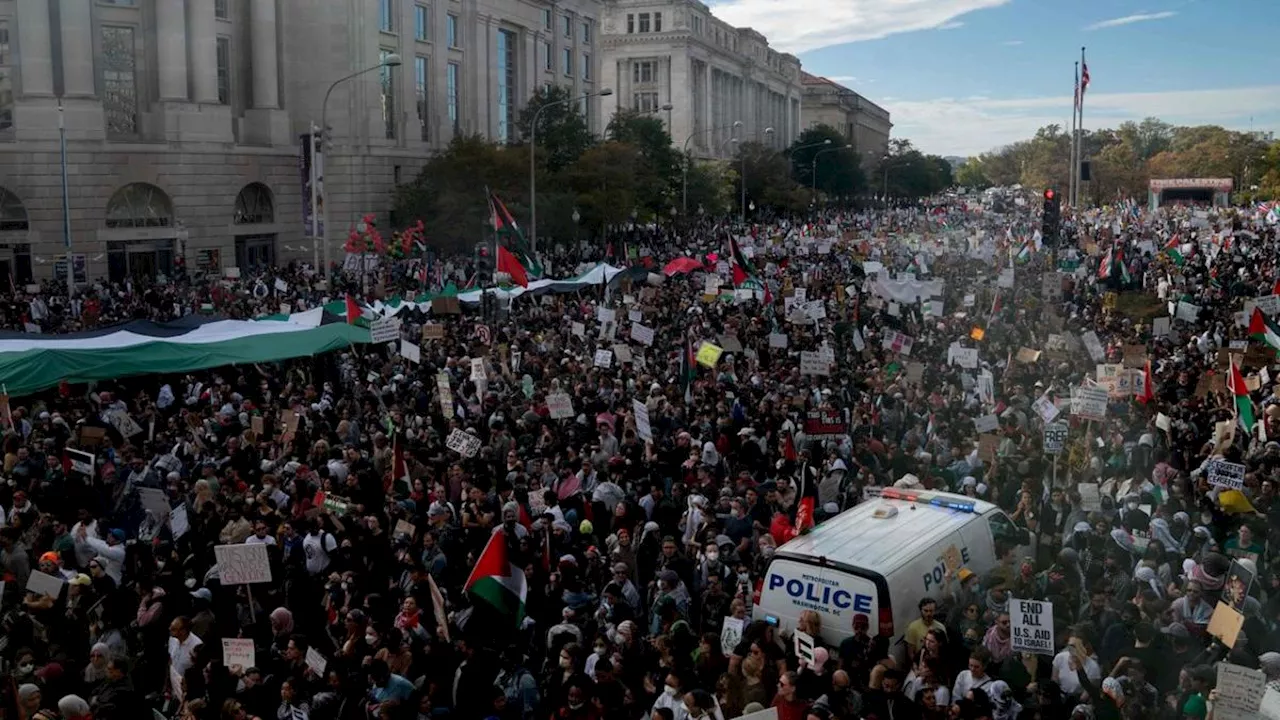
[1041, 189, 1061, 244]
[474, 243, 494, 280]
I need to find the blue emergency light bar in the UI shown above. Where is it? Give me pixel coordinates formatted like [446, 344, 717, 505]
[879, 487, 976, 514]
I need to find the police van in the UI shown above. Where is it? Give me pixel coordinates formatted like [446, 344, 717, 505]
[755, 488, 1028, 661]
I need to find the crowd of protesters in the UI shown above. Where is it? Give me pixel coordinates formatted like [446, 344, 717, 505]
[0, 194, 1279, 720]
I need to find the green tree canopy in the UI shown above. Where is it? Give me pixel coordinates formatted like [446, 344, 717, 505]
[517, 86, 594, 173]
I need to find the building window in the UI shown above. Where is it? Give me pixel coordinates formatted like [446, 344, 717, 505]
[581, 53, 590, 80]
[215, 37, 231, 105]
[692, 15, 702, 35]
[447, 62, 459, 132]
[0, 21, 11, 131]
[632, 91, 658, 112]
[561, 15, 571, 39]
[0, 188, 28, 232]
[235, 235, 276, 271]
[496, 29, 516, 144]
[215, 0, 229, 19]
[380, 0, 395, 32]
[105, 183, 173, 229]
[632, 60, 655, 84]
[415, 56, 429, 141]
[233, 183, 275, 225]
[637, 13, 650, 32]
[654, 12, 662, 32]
[581, 20, 592, 44]
[101, 26, 138, 136]
[562, 48, 572, 76]
[415, 4, 429, 40]
[542, 9, 552, 29]
[542, 41, 552, 71]
[446, 14, 458, 47]
[380, 49, 397, 140]
[626, 14, 634, 33]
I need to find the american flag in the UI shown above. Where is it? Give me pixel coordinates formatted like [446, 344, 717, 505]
[1081, 62, 1091, 96]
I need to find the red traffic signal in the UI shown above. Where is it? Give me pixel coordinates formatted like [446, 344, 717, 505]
[1044, 189, 1055, 200]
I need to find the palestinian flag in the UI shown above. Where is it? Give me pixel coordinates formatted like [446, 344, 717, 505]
[1249, 307, 1280, 351]
[1015, 237, 1033, 263]
[464, 529, 528, 624]
[1162, 235, 1184, 266]
[496, 246, 530, 287]
[487, 189, 543, 278]
[680, 333, 696, 403]
[1098, 248, 1114, 279]
[345, 295, 362, 324]
[1136, 360, 1155, 404]
[1228, 355, 1256, 436]
[728, 235, 772, 302]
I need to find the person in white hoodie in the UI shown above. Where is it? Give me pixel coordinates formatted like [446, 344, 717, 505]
[76, 526, 126, 584]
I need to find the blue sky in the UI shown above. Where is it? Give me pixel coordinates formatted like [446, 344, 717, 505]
[708, 0, 1280, 156]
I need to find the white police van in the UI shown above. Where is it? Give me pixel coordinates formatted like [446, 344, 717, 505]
[755, 488, 1028, 661]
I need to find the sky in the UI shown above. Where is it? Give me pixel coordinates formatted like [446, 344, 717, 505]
[706, 0, 1280, 157]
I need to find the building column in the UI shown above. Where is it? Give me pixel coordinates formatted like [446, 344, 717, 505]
[16, 0, 54, 96]
[156, 0, 190, 100]
[250, 0, 280, 108]
[188, 0, 219, 103]
[59, 0, 95, 97]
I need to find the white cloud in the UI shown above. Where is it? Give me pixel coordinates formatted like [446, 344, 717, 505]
[1001, 40, 1024, 45]
[826, 76, 859, 84]
[882, 85, 1280, 156]
[1084, 11, 1177, 30]
[709, 0, 1008, 54]
[936, 21, 965, 30]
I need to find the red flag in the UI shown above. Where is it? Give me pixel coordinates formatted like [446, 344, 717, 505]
[795, 496, 816, 534]
[345, 295, 361, 324]
[1137, 360, 1155, 404]
[497, 246, 529, 287]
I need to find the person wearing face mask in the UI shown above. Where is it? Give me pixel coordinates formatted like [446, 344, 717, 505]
[695, 540, 734, 594]
[651, 670, 690, 720]
[551, 682, 599, 720]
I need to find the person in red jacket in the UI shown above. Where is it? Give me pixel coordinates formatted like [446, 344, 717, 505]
[772, 671, 811, 720]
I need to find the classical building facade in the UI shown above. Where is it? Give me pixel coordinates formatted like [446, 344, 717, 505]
[799, 72, 891, 169]
[0, 0, 606, 283]
[597, 0, 802, 159]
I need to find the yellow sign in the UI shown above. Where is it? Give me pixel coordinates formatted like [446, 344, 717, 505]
[1102, 292, 1118, 310]
[696, 342, 724, 368]
[970, 327, 986, 341]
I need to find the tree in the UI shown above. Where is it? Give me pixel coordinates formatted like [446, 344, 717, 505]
[392, 135, 529, 251]
[734, 141, 800, 213]
[606, 110, 682, 216]
[683, 160, 733, 217]
[787, 124, 863, 200]
[517, 86, 594, 173]
[879, 140, 952, 198]
[954, 158, 992, 190]
[565, 142, 642, 231]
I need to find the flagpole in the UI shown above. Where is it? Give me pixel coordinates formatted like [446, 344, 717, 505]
[1076, 47, 1087, 207]
[1070, 61, 1079, 208]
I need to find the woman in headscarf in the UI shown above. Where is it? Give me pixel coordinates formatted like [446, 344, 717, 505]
[83, 642, 112, 695]
[987, 680, 1023, 720]
[1133, 565, 1163, 599]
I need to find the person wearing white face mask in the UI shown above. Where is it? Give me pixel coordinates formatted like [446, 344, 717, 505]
[696, 541, 734, 594]
[651, 669, 690, 720]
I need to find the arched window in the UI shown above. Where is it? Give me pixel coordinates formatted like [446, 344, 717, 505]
[105, 183, 173, 229]
[234, 183, 275, 225]
[0, 188, 29, 232]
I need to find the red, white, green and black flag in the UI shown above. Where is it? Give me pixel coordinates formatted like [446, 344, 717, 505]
[680, 333, 696, 403]
[1228, 356, 1256, 435]
[1162, 235, 1184, 266]
[1136, 360, 1155, 404]
[487, 189, 543, 278]
[464, 529, 528, 625]
[1249, 307, 1280, 351]
[728, 235, 772, 302]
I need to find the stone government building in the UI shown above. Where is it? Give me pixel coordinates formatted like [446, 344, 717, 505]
[0, 0, 889, 284]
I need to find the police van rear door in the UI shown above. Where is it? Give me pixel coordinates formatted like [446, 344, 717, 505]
[757, 557, 879, 643]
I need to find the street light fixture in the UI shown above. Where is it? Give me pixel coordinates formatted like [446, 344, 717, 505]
[318, 53, 402, 279]
[529, 88, 613, 254]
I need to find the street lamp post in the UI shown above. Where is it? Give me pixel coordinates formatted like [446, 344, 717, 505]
[740, 127, 774, 223]
[681, 121, 740, 214]
[881, 154, 892, 202]
[529, 88, 613, 256]
[318, 53, 401, 280]
[812, 143, 852, 195]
